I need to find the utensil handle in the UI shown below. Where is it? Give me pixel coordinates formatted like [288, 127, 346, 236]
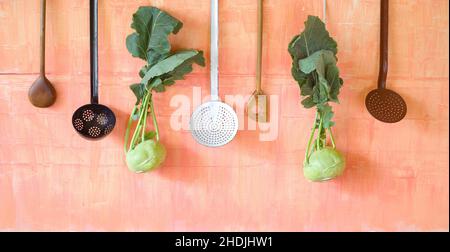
[378, 0, 389, 89]
[90, 0, 99, 104]
[256, 0, 263, 92]
[210, 0, 219, 100]
[40, 0, 46, 75]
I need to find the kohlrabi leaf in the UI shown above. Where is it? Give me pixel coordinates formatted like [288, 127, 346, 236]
[326, 65, 344, 103]
[161, 50, 205, 80]
[297, 50, 343, 108]
[288, 16, 337, 60]
[130, 83, 146, 105]
[141, 50, 205, 89]
[289, 16, 340, 111]
[299, 50, 336, 76]
[318, 104, 335, 129]
[126, 7, 182, 66]
[302, 97, 316, 108]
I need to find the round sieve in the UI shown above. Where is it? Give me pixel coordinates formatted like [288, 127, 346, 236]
[190, 101, 238, 147]
[190, 0, 238, 147]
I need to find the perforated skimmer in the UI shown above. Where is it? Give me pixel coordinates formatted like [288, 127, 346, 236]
[72, 0, 116, 140]
[366, 0, 407, 123]
[190, 0, 238, 147]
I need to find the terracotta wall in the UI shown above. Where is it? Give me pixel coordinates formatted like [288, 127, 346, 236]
[0, 0, 448, 231]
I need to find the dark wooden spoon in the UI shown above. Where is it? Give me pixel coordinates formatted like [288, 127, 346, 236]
[29, 0, 56, 108]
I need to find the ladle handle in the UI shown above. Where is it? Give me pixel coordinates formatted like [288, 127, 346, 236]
[39, 0, 46, 76]
[210, 0, 219, 101]
[90, 0, 99, 104]
[378, 0, 389, 89]
[256, 0, 263, 92]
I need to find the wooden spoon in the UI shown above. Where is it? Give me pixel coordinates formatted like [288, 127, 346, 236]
[29, 0, 56, 108]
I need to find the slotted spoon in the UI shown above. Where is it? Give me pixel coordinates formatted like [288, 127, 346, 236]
[366, 0, 407, 123]
[72, 0, 116, 140]
[190, 0, 238, 147]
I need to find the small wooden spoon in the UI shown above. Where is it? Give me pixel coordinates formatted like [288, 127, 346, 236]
[29, 0, 56, 108]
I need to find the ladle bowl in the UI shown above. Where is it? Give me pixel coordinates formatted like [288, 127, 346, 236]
[72, 104, 116, 140]
[29, 0, 56, 108]
[29, 75, 56, 108]
[191, 101, 238, 147]
[366, 88, 407, 123]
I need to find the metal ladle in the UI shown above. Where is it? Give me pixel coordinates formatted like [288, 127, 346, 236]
[72, 0, 116, 140]
[28, 0, 56, 108]
[366, 0, 407, 123]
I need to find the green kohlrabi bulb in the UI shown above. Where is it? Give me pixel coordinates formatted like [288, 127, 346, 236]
[126, 140, 167, 173]
[303, 147, 346, 182]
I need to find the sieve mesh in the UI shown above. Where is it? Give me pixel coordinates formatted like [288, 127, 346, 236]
[190, 102, 238, 147]
[366, 89, 407, 123]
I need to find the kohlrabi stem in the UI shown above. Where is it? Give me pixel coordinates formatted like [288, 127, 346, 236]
[124, 106, 138, 154]
[305, 112, 319, 163]
[149, 92, 160, 142]
[129, 91, 151, 150]
[329, 127, 336, 149]
[141, 96, 149, 142]
[316, 113, 324, 150]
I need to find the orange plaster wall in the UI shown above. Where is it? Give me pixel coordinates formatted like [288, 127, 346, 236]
[0, 0, 448, 231]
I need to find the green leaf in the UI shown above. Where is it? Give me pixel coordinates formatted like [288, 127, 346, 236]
[148, 78, 162, 90]
[139, 65, 150, 78]
[163, 50, 205, 79]
[126, 6, 182, 66]
[301, 97, 316, 108]
[289, 16, 343, 111]
[299, 50, 336, 76]
[130, 83, 146, 105]
[288, 16, 337, 60]
[326, 65, 344, 103]
[296, 50, 343, 107]
[299, 75, 315, 96]
[141, 50, 205, 92]
[318, 104, 335, 129]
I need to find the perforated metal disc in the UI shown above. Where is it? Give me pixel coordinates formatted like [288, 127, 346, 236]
[366, 89, 407, 123]
[72, 104, 116, 140]
[190, 101, 239, 147]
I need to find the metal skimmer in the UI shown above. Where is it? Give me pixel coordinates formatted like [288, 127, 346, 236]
[72, 0, 116, 140]
[190, 0, 238, 147]
[366, 0, 407, 123]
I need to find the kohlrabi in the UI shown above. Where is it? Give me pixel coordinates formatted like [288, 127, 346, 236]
[288, 16, 346, 182]
[124, 6, 205, 173]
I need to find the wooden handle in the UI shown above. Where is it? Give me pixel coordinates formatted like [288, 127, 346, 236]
[40, 0, 46, 75]
[378, 0, 389, 89]
[256, 0, 263, 91]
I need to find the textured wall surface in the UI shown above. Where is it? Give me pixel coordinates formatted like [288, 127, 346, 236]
[0, 0, 448, 231]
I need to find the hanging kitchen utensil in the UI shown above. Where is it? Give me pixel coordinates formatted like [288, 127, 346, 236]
[366, 0, 407, 123]
[246, 0, 269, 122]
[28, 0, 56, 108]
[72, 0, 116, 140]
[190, 0, 239, 147]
